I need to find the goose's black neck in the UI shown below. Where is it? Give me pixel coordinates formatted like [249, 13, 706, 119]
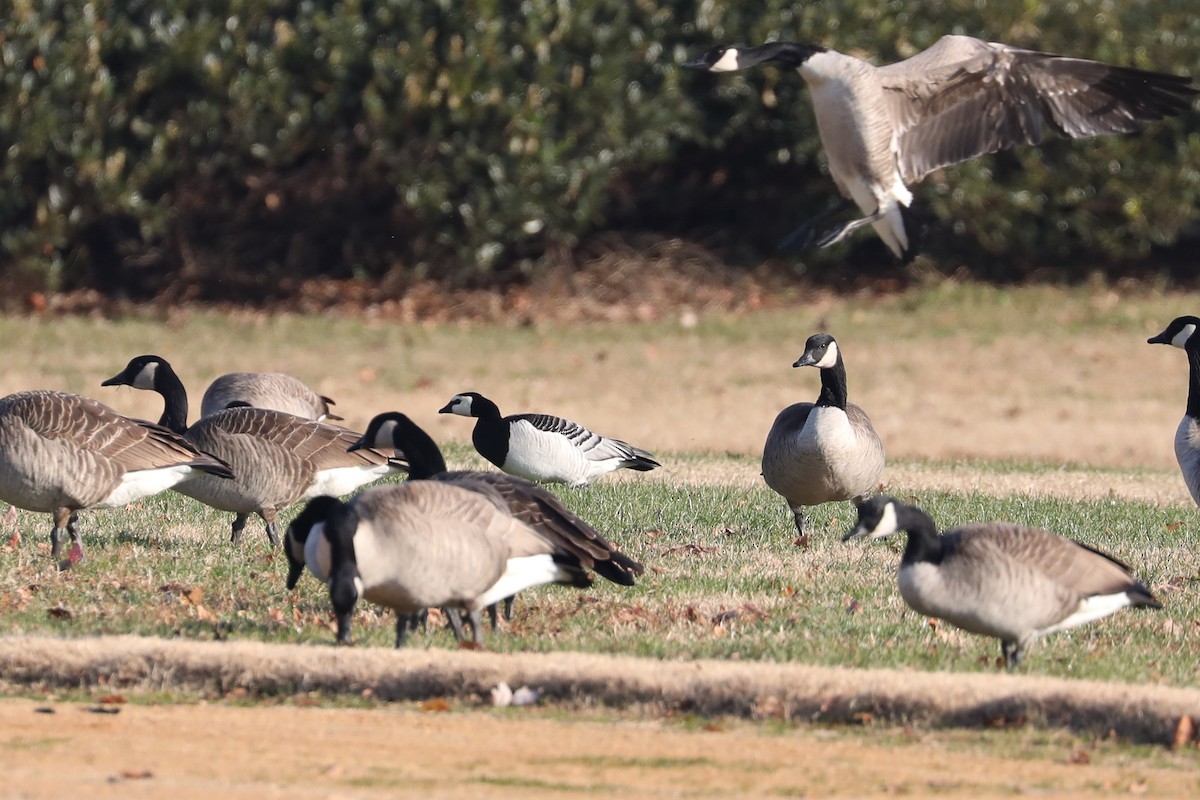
[395, 418, 448, 479]
[471, 395, 503, 420]
[896, 505, 945, 565]
[815, 357, 849, 410]
[1186, 345, 1200, 420]
[744, 42, 827, 69]
[153, 363, 190, 434]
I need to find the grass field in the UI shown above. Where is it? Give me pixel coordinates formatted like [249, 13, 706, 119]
[1, 283, 1199, 794]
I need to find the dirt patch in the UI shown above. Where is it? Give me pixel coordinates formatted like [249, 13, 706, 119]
[4, 697, 1195, 800]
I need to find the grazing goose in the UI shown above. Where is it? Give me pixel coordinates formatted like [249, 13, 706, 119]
[335, 411, 646, 636]
[761, 333, 884, 536]
[685, 36, 1197, 258]
[0, 390, 233, 566]
[201, 371, 341, 421]
[286, 479, 639, 647]
[101, 355, 403, 546]
[844, 496, 1162, 669]
[439, 392, 661, 486]
[1147, 315, 1200, 505]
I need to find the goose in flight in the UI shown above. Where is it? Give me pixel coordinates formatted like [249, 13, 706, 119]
[685, 35, 1197, 258]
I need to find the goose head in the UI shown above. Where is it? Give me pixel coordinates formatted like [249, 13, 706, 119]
[439, 392, 489, 417]
[792, 333, 841, 370]
[684, 45, 745, 73]
[283, 495, 342, 589]
[351, 412, 446, 478]
[843, 495, 901, 542]
[1148, 316, 1200, 350]
[102, 354, 169, 391]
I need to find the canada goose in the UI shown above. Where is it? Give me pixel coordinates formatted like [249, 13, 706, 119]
[1147, 315, 1200, 505]
[439, 392, 661, 487]
[844, 496, 1161, 669]
[0, 390, 233, 566]
[201, 371, 341, 421]
[685, 36, 1197, 258]
[337, 411, 646, 636]
[761, 333, 884, 536]
[287, 479, 639, 647]
[101, 355, 403, 546]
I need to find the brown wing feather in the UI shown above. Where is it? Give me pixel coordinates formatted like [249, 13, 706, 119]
[879, 35, 1197, 183]
[949, 523, 1140, 597]
[0, 391, 228, 473]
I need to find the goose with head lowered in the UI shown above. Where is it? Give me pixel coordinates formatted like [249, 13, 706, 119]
[324, 410, 645, 638]
[685, 36, 1198, 259]
[761, 333, 884, 537]
[1147, 315, 1200, 506]
[287, 476, 640, 647]
[439, 392, 661, 487]
[102, 355, 403, 546]
[201, 370, 341, 421]
[0, 390, 233, 568]
[844, 496, 1162, 669]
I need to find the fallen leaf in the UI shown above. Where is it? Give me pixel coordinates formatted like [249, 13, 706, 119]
[185, 587, 205, 606]
[792, 535, 810, 550]
[47, 606, 72, 620]
[702, 723, 723, 732]
[98, 695, 127, 705]
[420, 698, 451, 713]
[1166, 520, 1184, 532]
[119, 770, 152, 780]
[1069, 749, 1090, 765]
[853, 712, 875, 725]
[845, 600, 861, 614]
[1173, 715, 1195, 749]
[711, 609, 740, 625]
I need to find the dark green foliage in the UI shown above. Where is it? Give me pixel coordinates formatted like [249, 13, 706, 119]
[0, 0, 1197, 298]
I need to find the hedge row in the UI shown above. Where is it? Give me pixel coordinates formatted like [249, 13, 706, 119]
[1, 0, 1198, 299]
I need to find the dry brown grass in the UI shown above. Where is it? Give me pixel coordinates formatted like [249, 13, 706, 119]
[3, 635, 1197, 746]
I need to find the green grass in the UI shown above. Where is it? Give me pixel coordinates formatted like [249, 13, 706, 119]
[1, 465, 1195, 685]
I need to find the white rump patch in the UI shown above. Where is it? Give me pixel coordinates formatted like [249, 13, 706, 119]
[1171, 323, 1196, 349]
[308, 464, 397, 498]
[101, 464, 195, 507]
[1039, 592, 1134, 637]
[710, 48, 741, 72]
[475, 555, 574, 609]
[303, 521, 331, 582]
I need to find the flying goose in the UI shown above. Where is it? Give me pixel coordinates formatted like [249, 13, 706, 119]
[844, 496, 1161, 669]
[1147, 315, 1200, 505]
[0, 390, 233, 566]
[334, 411, 646, 636]
[761, 333, 884, 536]
[439, 392, 661, 486]
[201, 371, 341, 421]
[685, 36, 1198, 258]
[101, 355, 403, 546]
[287, 478, 639, 647]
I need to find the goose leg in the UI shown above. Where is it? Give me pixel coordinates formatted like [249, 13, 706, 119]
[53, 511, 85, 570]
[777, 198, 853, 252]
[229, 513, 249, 544]
[1001, 640, 1023, 670]
[486, 603, 500, 632]
[502, 595, 515, 623]
[467, 609, 486, 646]
[262, 510, 281, 547]
[394, 615, 413, 648]
[790, 506, 806, 537]
[444, 607, 467, 641]
[813, 209, 885, 250]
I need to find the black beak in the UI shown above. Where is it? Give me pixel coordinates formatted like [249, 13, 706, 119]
[1147, 332, 1171, 345]
[437, 402, 454, 414]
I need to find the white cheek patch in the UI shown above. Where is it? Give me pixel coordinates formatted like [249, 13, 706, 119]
[303, 521, 331, 583]
[132, 363, 158, 390]
[373, 419, 398, 448]
[451, 396, 472, 415]
[815, 341, 840, 369]
[869, 502, 899, 539]
[710, 48, 741, 72]
[1171, 324, 1196, 349]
